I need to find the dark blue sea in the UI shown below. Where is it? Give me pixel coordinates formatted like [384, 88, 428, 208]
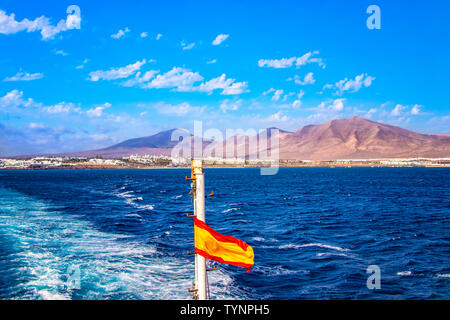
[0, 168, 449, 300]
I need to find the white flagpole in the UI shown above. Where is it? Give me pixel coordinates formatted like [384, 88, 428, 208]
[192, 159, 207, 300]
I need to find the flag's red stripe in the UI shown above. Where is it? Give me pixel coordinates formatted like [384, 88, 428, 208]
[195, 248, 252, 273]
[194, 217, 249, 251]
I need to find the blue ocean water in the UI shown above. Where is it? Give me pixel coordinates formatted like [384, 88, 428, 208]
[0, 168, 449, 300]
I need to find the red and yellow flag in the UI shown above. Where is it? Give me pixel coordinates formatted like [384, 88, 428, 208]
[194, 217, 254, 273]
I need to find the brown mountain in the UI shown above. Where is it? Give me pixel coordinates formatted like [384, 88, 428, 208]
[49, 128, 210, 159]
[277, 116, 450, 160]
[20, 117, 450, 160]
[207, 116, 450, 160]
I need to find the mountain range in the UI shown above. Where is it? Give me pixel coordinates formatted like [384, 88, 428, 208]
[32, 116, 450, 160]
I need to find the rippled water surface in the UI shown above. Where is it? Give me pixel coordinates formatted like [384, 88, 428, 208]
[0, 168, 449, 299]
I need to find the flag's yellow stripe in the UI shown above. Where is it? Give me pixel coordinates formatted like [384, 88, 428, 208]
[195, 225, 254, 266]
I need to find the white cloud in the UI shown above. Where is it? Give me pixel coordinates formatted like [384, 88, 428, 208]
[181, 41, 195, 50]
[194, 74, 248, 95]
[308, 57, 325, 68]
[292, 90, 305, 108]
[55, 50, 68, 56]
[427, 115, 450, 134]
[154, 102, 205, 116]
[132, 67, 248, 95]
[0, 90, 86, 116]
[391, 103, 423, 116]
[263, 88, 275, 96]
[66, 11, 81, 30]
[3, 92, 99, 124]
[206, 59, 217, 64]
[366, 108, 378, 118]
[272, 89, 284, 101]
[45, 102, 80, 114]
[75, 59, 89, 69]
[87, 102, 111, 117]
[258, 51, 325, 69]
[295, 52, 313, 67]
[314, 98, 346, 112]
[212, 34, 229, 45]
[391, 104, 407, 116]
[258, 57, 296, 69]
[88, 59, 146, 81]
[266, 111, 290, 122]
[89, 133, 111, 142]
[142, 67, 202, 89]
[411, 104, 422, 115]
[111, 27, 130, 39]
[242, 111, 293, 128]
[262, 88, 284, 101]
[121, 70, 159, 87]
[4, 71, 43, 82]
[289, 72, 315, 85]
[330, 98, 345, 111]
[292, 100, 301, 108]
[0, 90, 38, 108]
[0, 90, 84, 118]
[324, 73, 375, 95]
[140, 32, 148, 38]
[220, 99, 242, 113]
[282, 92, 295, 101]
[239, 110, 305, 130]
[156, 33, 163, 40]
[306, 99, 347, 124]
[221, 81, 248, 95]
[29, 122, 47, 129]
[0, 91, 134, 154]
[0, 9, 79, 40]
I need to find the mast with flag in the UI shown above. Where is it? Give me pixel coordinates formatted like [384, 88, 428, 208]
[186, 159, 255, 300]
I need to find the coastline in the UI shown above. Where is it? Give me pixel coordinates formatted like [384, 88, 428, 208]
[1, 163, 449, 170]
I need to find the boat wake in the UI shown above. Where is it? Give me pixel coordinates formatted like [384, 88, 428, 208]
[0, 188, 237, 300]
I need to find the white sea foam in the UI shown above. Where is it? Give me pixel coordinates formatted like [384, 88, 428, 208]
[253, 264, 309, 276]
[279, 243, 349, 252]
[118, 190, 134, 198]
[437, 274, 450, 278]
[117, 189, 154, 211]
[138, 204, 154, 210]
[125, 213, 142, 219]
[252, 237, 265, 242]
[36, 289, 69, 300]
[397, 271, 412, 276]
[0, 188, 239, 300]
[316, 252, 349, 258]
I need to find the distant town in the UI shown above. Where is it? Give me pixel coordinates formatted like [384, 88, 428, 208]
[1, 155, 449, 169]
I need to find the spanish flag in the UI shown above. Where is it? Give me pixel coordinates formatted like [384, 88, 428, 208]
[194, 217, 254, 273]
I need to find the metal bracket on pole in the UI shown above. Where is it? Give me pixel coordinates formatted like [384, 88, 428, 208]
[186, 213, 196, 218]
[205, 190, 214, 198]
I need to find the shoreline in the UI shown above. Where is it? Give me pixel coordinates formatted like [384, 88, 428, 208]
[1, 163, 449, 170]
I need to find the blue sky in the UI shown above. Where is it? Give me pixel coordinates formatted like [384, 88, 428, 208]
[0, 0, 449, 156]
